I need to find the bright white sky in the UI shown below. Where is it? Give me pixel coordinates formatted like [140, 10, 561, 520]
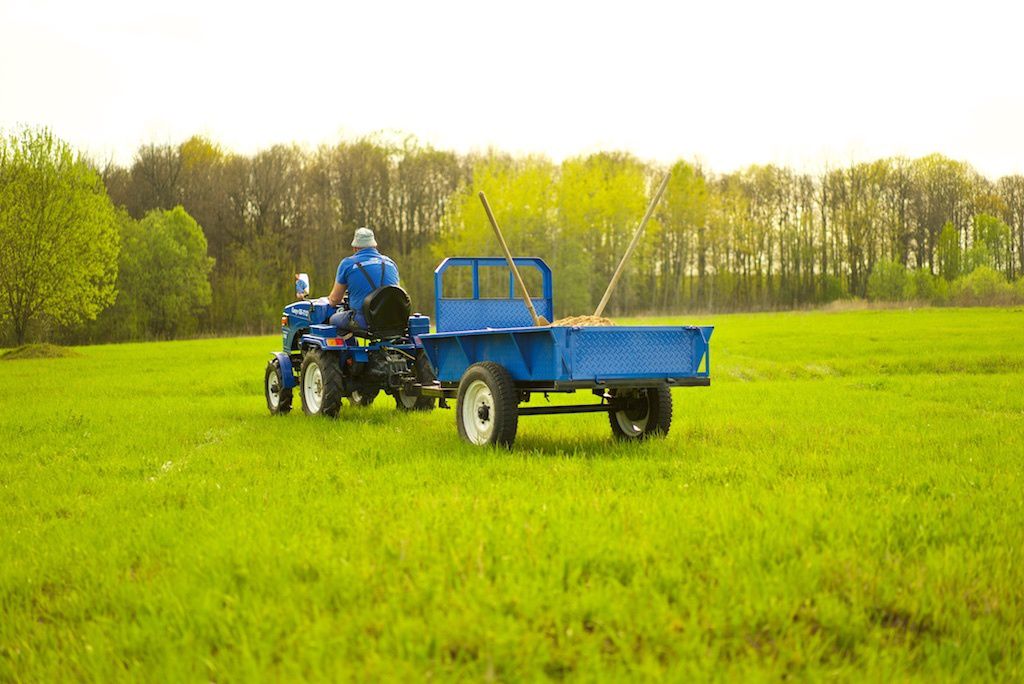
[1, 0, 1022, 177]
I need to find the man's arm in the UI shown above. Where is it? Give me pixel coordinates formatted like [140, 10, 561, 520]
[328, 282, 347, 307]
[329, 257, 349, 306]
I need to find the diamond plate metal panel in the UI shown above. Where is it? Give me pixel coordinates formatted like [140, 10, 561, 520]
[570, 328, 701, 380]
[436, 299, 553, 332]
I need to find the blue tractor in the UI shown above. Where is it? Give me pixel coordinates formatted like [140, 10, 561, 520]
[265, 257, 713, 449]
[263, 284, 437, 417]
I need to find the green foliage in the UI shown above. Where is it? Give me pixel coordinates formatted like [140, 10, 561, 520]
[971, 213, 1011, 271]
[962, 244, 992, 273]
[11, 134, 1021, 341]
[0, 127, 118, 344]
[951, 266, 1018, 306]
[2, 309, 1024, 679]
[866, 259, 909, 301]
[441, 153, 657, 316]
[936, 221, 961, 281]
[558, 153, 649, 315]
[905, 268, 948, 304]
[210, 236, 289, 336]
[818, 274, 846, 303]
[654, 161, 709, 308]
[100, 206, 213, 339]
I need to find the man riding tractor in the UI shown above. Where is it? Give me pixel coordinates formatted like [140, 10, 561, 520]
[263, 226, 437, 417]
[327, 227, 399, 336]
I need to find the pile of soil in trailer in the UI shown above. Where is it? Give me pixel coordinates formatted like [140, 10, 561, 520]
[549, 315, 615, 327]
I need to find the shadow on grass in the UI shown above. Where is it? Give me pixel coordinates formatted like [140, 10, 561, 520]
[261, 403, 710, 460]
[258, 402, 426, 426]
[511, 432, 664, 458]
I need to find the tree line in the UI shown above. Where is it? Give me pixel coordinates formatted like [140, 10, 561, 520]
[2, 127, 1023, 345]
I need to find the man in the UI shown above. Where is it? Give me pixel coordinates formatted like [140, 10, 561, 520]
[294, 272, 309, 300]
[328, 227, 400, 332]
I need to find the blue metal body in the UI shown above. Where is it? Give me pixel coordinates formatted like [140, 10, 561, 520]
[271, 351, 297, 389]
[420, 257, 712, 388]
[274, 296, 425, 377]
[281, 298, 335, 351]
[420, 325, 711, 386]
[271, 256, 711, 401]
[434, 257, 553, 332]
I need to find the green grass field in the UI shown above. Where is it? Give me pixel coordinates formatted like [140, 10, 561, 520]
[2, 307, 1022, 681]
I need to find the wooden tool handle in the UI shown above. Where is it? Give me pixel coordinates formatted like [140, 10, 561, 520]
[478, 191, 549, 326]
[593, 172, 672, 318]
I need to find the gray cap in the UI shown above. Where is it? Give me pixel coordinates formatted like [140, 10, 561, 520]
[352, 227, 377, 248]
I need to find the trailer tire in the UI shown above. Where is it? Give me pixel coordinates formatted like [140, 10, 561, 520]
[300, 348, 344, 417]
[350, 389, 378, 407]
[396, 350, 437, 411]
[265, 359, 293, 415]
[609, 386, 672, 440]
[456, 362, 518, 447]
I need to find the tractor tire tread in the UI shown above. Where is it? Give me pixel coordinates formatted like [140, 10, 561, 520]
[609, 385, 672, 440]
[456, 361, 518, 447]
[301, 349, 344, 418]
[350, 389, 379, 407]
[265, 359, 293, 415]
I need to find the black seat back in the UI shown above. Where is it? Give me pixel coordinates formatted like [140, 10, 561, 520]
[362, 285, 411, 337]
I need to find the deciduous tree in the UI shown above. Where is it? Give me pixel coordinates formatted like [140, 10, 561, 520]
[0, 128, 118, 344]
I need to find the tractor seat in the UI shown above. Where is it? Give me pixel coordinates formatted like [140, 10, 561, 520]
[348, 285, 411, 340]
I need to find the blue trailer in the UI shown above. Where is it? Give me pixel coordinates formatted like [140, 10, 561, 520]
[265, 256, 712, 448]
[415, 257, 713, 447]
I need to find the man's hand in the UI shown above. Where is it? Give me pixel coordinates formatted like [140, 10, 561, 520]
[328, 282, 347, 307]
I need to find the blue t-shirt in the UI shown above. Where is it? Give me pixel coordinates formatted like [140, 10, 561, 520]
[335, 248, 400, 321]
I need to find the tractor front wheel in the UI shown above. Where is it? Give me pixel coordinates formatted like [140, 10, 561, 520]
[608, 386, 672, 440]
[300, 349, 344, 417]
[456, 362, 518, 447]
[265, 359, 293, 415]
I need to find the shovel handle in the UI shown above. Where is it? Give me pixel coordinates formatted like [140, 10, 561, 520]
[593, 172, 672, 317]
[479, 192, 548, 326]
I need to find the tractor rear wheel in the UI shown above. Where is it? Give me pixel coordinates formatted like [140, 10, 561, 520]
[608, 386, 672, 440]
[300, 349, 344, 417]
[349, 389, 378, 407]
[395, 350, 436, 411]
[265, 359, 292, 415]
[456, 362, 518, 447]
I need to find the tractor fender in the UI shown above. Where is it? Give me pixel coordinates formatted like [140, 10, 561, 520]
[270, 352, 297, 390]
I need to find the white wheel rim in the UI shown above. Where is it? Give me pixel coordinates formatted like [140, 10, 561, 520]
[462, 379, 495, 445]
[351, 390, 364, 404]
[267, 367, 281, 409]
[303, 362, 324, 413]
[615, 392, 650, 437]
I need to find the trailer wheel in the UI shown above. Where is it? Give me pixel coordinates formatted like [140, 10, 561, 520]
[349, 389, 378, 407]
[265, 359, 292, 415]
[396, 350, 436, 411]
[300, 349, 344, 417]
[456, 362, 518, 447]
[609, 386, 672, 440]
